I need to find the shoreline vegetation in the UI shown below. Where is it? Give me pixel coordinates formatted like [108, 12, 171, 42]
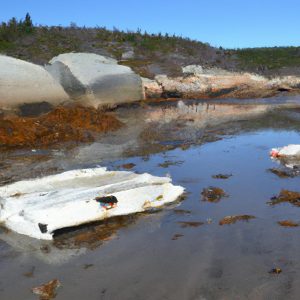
[1, 14, 300, 77]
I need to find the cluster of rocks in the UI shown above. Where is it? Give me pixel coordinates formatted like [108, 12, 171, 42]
[1, 54, 300, 114]
[143, 65, 300, 100]
[0, 53, 143, 112]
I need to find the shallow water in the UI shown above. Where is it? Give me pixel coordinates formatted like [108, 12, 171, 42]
[1, 96, 300, 299]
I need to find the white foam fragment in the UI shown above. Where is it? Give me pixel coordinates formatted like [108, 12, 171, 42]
[270, 144, 300, 158]
[0, 168, 184, 240]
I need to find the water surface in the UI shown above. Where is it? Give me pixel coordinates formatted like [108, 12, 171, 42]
[1, 96, 300, 299]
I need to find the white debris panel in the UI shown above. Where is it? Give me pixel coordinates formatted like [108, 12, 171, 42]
[0, 168, 184, 240]
[270, 144, 300, 158]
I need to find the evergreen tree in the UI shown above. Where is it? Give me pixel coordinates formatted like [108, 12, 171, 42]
[23, 13, 33, 33]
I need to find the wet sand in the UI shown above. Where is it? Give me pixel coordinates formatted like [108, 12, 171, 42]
[1, 96, 300, 299]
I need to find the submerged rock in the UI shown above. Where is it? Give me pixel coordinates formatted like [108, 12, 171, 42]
[268, 189, 300, 207]
[201, 186, 228, 203]
[268, 168, 299, 178]
[177, 221, 204, 228]
[31, 279, 61, 300]
[278, 220, 299, 227]
[219, 215, 256, 225]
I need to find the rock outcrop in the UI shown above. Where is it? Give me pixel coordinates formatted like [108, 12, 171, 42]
[141, 77, 163, 98]
[47, 53, 144, 108]
[0, 55, 69, 111]
[143, 66, 300, 100]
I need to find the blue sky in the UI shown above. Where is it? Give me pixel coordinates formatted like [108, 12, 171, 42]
[1, 0, 299, 49]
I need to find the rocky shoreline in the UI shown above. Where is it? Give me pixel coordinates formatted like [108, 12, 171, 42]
[1, 52, 300, 149]
[143, 70, 300, 100]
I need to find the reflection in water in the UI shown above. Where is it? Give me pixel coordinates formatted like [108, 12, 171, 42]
[1, 97, 300, 185]
[1, 97, 300, 299]
[53, 215, 138, 250]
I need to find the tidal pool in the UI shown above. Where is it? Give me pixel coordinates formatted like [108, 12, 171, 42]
[1, 96, 300, 299]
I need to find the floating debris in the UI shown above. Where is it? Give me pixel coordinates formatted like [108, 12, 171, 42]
[270, 145, 300, 158]
[278, 220, 299, 227]
[268, 268, 282, 274]
[31, 279, 61, 300]
[201, 186, 228, 203]
[212, 174, 232, 179]
[121, 163, 136, 170]
[268, 189, 300, 207]
[0, 168, 184, 240]
[172, 233, 184, 240]
[178, 221, 204, 228]
[219, 215, 256, 225]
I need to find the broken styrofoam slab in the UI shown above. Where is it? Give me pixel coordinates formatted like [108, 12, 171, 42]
[0, 167, 184, 240]
[270, 144, 300, 158]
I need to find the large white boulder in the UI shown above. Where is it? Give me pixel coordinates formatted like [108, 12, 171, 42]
[0, 55, 69, 110]
[47, 53, 144, 107]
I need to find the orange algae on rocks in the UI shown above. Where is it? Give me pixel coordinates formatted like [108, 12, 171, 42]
[31, 279, 61, 300]
[201, 186, 228, 203]
[278, 220, 299, 227]
[268, 190, 300, 207]
[0, 105, 123, 148]
[219, 215, 256, 225]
